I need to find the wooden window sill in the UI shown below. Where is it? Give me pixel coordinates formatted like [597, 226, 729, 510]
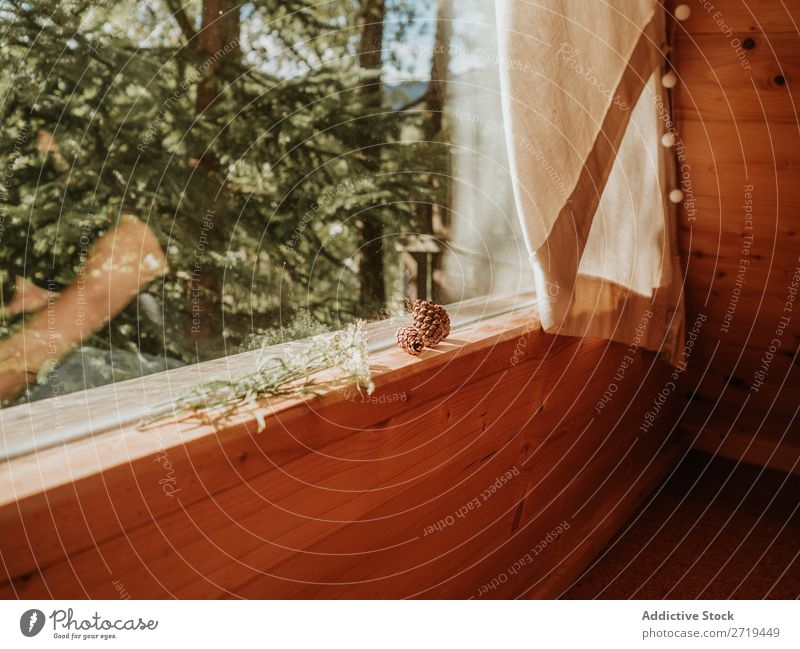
[0, 293, 538, 506]
[0, 290, 688, 599]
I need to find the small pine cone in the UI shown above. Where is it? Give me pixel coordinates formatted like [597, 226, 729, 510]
[438, 307, 451, 339]
[396, 325, 425, 356]
[412, 299, 450, 346]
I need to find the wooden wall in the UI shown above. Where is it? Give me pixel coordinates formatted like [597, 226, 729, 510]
[669, 0, 800, 472]
[0, 309, 687, 599]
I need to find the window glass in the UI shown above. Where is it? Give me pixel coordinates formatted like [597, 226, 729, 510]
[0, 0, 530, 406]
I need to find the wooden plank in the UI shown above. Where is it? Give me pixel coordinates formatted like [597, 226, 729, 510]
[678, 311, 799, 351]
[677, 164, 800, 213]
[682, 259, 800, 301]
[674, 32, 800, 122]
[687, 360, 800, 417]
[680, 209, 798, 238]
[684, 337, 800, 384]
[666, 0, 800, 34]
[679, 223, 793, 264]
[683, 403, 800, 475]
[674, 119, 800, 165]
[672, 121, 800, 231]
[672, 1, 800, 473]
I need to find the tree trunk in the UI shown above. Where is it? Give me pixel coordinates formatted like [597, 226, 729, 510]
[425, 0, 453, 144]
[417, 0, 453, 303]
[357, 0, 387, 318]
[187, 0, 241, 341]
[196, 0, 240, 115]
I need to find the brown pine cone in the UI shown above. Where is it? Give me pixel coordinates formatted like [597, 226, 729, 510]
[412, 299, 450, 346]
[437, 305, 451, 339]
[396, 325, 425, 356]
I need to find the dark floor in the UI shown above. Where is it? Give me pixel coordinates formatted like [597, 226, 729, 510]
[563, 450, 800, 599]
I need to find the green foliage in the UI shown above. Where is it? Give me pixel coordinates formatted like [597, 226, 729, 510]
[140, 319, 374, 430]
[0, 0, 446, 366]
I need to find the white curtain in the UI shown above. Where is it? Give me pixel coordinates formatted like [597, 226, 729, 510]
[497, 0, 684, 364]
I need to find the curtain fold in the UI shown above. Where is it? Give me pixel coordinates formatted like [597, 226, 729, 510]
[497, 0, 685, 364]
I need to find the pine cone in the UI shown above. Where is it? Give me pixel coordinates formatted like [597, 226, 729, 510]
[396, 325, 425, 356]
[412, 299, 450, 346]
[437, 305, 451, 339]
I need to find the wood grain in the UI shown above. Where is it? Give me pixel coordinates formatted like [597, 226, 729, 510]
[673, 0, 800, 472]
[674, 32, 800, 122]
[666, 0, 800, 34]
[0, 306, 687, 598]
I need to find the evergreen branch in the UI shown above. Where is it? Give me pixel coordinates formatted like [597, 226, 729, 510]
[164, 0, 198, 45]
[139, 320, 373, 430]
[395, 95, 427, 113]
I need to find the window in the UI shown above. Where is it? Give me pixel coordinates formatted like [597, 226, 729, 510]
[0, 0, 527, 402]
[0, 0, 530, 412]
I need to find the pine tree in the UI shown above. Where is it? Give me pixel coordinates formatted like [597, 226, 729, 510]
[0, 0, 447, 365]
